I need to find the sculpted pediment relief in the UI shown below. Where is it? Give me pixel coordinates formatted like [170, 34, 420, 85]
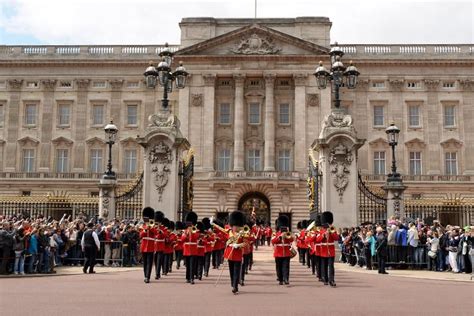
[176, 24, 329, 56]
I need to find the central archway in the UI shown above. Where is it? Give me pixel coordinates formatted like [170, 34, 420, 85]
[237, 191, 271, 224]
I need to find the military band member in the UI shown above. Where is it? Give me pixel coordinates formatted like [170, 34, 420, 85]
[296, 221, 307, 265]
[224, 211, 246, 294]
[202, 218, 214, 277]
[174, 221, 185, 270]
[240, 222, 255, 286]
[182, 211, 199, 284]
[212, 220, 227, 269]
[153, 211, 167, 280]
[163, 220, 176, 275]
[316, 211, 338, 287]
[139, 207, 157, 284]
[196, 221, 206, 280]
[265, 224, 273, 246]
[272, 215, 294, 285]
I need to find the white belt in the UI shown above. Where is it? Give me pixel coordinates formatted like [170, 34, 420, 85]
[142, 237, 155, 241]
[185, 242, 197, 245]
[155, 239, 165, 242]
[275, 244, 291, 247]
[319, 243, 334, 246]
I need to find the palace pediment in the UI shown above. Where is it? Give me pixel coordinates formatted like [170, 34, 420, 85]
[176, 24, 329, 56]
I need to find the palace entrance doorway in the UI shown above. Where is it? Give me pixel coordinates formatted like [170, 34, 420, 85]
[238, 192, 271, 224]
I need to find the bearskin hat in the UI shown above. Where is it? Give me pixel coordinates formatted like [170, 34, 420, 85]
[175, 221, 185, 230]
[202, 217, 211, 230]
[302, 220, 309, 228]
[168, 220, 175, 230]
[229, 211, 246, 227]
[277, 215, 290, 230]
[196, 221, 205, 233]
[154, 210, 165, 223]
[321, 211, 334, 227]
[185, 211, 198, 225]
[314, 213, 322, 227]
[161, 217, 170, 228]
[297, 221, 303, 230]
[142, 207, 155, 220]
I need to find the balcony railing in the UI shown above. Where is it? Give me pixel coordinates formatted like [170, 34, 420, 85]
[0, 45, 180, 58]
[362, 174, 473, 182]
[211, 171, 305, 180]
[337, 44, 474, 57]
[0, 172, 140, 180]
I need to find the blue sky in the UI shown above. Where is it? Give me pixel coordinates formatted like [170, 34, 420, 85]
[0, 0, 472, 45]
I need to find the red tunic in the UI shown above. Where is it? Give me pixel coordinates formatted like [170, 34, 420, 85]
[182, 230, 200, 256]
[213, 230, 227, 251]
[224, 232, 244, 262]
[164, 232, 176, 254]
[297, 229, 307, 249]
[139, 225, 157, 253]
[306, 232, 315, 255]
[174, 231, 184, 251]
[205, 232, 215, 253]
[154, 225, 168, 252]
[271, 232, 294, 258]
[264, 227, 273, 238]
[315, 228, 339, 258]
[242, 235, 255, 255]
[197, 233, 206, 257]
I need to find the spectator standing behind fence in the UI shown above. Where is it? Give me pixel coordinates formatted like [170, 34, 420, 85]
[112, 227, 122, 267]
[375, 226, 388, 274]
[407, 223, 419, 268]
[427, 231, 439, 271]
[102, 225, 113, 267]
[395, 224, 407, 263]
[13, 227, 26, 275]
[438, 228, 448, 271]
[26, 228, 38, 273]
[459, 226, 472, 274]
[0, 222, 14, 274]
[81, 222, 100, 274]
[364, 231, 375, 270]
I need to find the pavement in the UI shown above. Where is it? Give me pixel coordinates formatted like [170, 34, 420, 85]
[1, 246, 473, 316]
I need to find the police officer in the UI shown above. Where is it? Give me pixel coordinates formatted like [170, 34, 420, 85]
[81, 222, 100, 274]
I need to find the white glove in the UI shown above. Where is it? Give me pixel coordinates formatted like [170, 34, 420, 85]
[233, 244, 240, 249]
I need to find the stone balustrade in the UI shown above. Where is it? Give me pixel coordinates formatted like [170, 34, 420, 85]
[338, 44, 474, 57]
[362, 174, 473, 182]
[0, 172, 139, 180]
[210, 171, 305, 180]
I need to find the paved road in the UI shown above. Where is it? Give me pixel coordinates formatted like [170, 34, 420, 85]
[1, 247, 472, 316]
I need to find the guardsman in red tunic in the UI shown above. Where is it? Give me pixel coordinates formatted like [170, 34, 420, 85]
[153, 212, 167, 280]
[140, 207, 157, 284]
[212, 222, 227, 269]
[182, 211, 199, 284]
[224, 211, 246, 294]
[272, 215, 294, 285]
[202, 218, 214, 277]
[240, 224, 255, 286]
[163, 220, 176, 274]
[265, 225, 273, 246]
[195, 222, 206, 280]
[173, 222, 185, 270]
[316, 211, 338, 287]
[296, 221, 307, 265]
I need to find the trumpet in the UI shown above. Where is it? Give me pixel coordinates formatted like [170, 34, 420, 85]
[191, 225, 198, 234]
[280, 231, 292, 239]
[212, 222, 229, 235]
[241, 225, 251, 237]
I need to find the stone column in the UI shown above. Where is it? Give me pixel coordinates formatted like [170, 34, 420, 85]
[294, 74, 307, 172]
[424, 80, 441, 174]
[178, 81, 191, 138]
[233, 74, 246, 171]
[98, 178, 116, 220]
[73, 79, 89, 171]
[110, 80, 123, 171]
[202, 74, 216, 171]
[264, 73, 276, 171]
[39, 80, 56, 171]
[5, 80, 22, 171]
[383, 180, 406, 222]
[460, 80, 474, 174]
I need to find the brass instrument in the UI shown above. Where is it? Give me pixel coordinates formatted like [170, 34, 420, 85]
[212, 222, 229, 235]
[191, 225, 198, 234]
[242, 225, 251, 237]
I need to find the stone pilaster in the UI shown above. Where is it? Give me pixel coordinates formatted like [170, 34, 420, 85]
[73, 79, 89, 171]
[293, 74, 307, 172]
[177, 76, 191, 138]
[263, 73, 276, 171]
[233, 74, 246, 171]
[40, 80, 56, 171]
[389, 78, 406, 173]
[425, 79, 441, 174]
[109, 79, 123, 170]
[5, 80, 22, 171]
[460, 79, 474, 174]
[202, 74, 216, 171]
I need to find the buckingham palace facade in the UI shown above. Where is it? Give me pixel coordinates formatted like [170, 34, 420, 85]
[0, 17, 473, 224]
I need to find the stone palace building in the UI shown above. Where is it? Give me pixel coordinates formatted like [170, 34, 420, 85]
[0, 17, 473, 225]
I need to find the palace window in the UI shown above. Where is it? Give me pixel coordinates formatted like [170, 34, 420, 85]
[124, 149, 137, 174]
[26, 81, 39, 88]
[372, 81, 385, 88]
[59, 81, 72, 88]
[249, 103, 260, 124]
[409, 151, 422, 175]
[92, 81, 106, 88]
[22, 149, 35, 172]
[127, 104, 138, 125]
[58, 104, 71, 126]
[0, 104, 4, 127]
[278, 149, 291, 171]
[219, 103, 231, 124]
[217, 149, 231, 171]
[373, 105, 384, 127]
[90, 149, 103, 173]
[25, 104, 37, 125]
[406, 81, 421, 88]
[126, 81, 140, 88]
[445, 152, 457, 175]
[247, 149, 261, 171]
[443, 104, 456, 127]
[92, 104, 104, 125]
[442, 81, 455, 88]
[373, 151, 386, 175]
[56, 149, 69, 173]
[279, 103, 290, 125]
[408, 105, 421, 127]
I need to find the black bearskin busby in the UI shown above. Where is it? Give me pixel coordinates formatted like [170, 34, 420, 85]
[202, 217, 211, 230]
[302, 220, 309, 229]
[185, 211, 198, 226]
[142, 207, 155, 221]
[277, 215, 290, 231]
[196, 221, 205, 233]
[321, 211, 334, 228]
[154, 210, 165, 223]
[168, 221, 175, 231]
[297, 221, 302, 230]
[175, 221, 185, 230]
[229, 211, 245, 227]
[314, 213, 322, 227]
[161, 217, 170, 228]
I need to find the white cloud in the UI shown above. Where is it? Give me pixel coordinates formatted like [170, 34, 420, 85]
[0, 0, 472, 44]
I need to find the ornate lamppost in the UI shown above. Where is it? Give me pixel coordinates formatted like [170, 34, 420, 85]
[144, 44, 189, 110]
[314, 43, 360, 109]
[386, 122, 401, 182]
[104, 120, 118, 179]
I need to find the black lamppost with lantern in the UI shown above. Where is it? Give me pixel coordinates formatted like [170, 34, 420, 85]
[143, 44, 189, 109]
[104, 120, 118, 179]
[313, 43, 360, 108]
[386, 122, 401, 182]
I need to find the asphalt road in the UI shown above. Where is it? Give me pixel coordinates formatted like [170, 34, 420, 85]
[1, 247, 472, 316]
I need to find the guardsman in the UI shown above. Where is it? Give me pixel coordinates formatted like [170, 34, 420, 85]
[296, 221, 306, 265]
[153, 211, 166, 280]
[272, 215, 294, 285]
[240, 221, 255, 286]
[313, 215, 323, 281]
[196, 222, 206, 280]
[224, 211, 246, 294]
[163, 220, 176, 275]
[182, 211, 199, 284]
[316, 211, 338, 287]
[139, 207, 157, 284]
[212, 220, 227, 269]
[202, 218, 214, 277]
[174, 221, 185, 270]
[264, 224, 273, 246]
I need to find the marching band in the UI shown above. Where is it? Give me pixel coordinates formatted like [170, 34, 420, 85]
[138, 207, 340, 291]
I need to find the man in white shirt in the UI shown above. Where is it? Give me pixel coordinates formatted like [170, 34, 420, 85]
[81, 222, 101, 274]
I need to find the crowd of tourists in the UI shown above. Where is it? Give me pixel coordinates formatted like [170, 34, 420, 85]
[0, 213, 142, 275]
[339, 217, 474, 274]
